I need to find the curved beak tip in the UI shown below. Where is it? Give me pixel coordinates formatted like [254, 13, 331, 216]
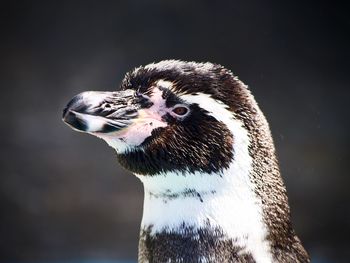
[62, 109, 88, 132]
[62, 106, 69, 120]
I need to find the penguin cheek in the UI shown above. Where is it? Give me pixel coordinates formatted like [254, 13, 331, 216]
[118, 119, 167, 146]
[92, 114, 167, 153]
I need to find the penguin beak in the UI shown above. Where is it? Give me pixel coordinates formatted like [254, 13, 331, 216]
[62, 90, 139, 133]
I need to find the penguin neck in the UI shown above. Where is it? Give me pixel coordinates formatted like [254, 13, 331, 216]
[132, 101, 277, 262]
[136, 169, 272, 263]
[136, 169, 273, 263]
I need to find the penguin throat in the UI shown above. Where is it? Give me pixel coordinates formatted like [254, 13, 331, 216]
[136, 168, 273, 263]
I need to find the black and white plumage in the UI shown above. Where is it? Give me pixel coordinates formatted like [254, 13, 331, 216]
[63, 60, 310, 263]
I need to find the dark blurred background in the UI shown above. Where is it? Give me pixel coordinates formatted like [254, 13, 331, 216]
[1, 1, 349, 262]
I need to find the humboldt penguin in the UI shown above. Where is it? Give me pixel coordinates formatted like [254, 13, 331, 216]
[62, 60, 310, 263]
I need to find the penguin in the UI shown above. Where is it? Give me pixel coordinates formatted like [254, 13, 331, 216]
[62, 60, 310, 263]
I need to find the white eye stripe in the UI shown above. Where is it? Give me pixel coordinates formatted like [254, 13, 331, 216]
[179, 93, 233, 123]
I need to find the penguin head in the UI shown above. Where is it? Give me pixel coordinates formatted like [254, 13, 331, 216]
[63, 60, 254, 175]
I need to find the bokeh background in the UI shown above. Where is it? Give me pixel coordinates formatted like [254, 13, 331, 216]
[1, 1, 349, 262]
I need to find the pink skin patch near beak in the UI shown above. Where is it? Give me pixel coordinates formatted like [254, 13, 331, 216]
[113, 109, 167, 146]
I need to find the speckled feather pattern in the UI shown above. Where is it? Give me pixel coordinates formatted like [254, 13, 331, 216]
[139, 225, 255, 263]
[223, 78, 310, 263]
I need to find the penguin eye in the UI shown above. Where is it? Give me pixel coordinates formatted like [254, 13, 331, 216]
[172, 105, 189, 116]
